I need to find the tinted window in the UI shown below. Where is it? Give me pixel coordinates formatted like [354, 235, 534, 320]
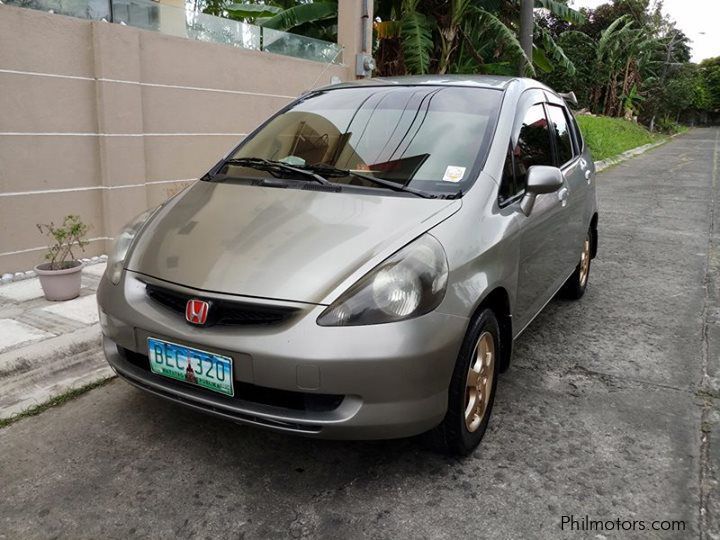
[500, 104, 553, 202]
[499, 146, 519, 202]
[546, 105, 574, 165]
[570, 113, 583, 153]
[228, 86, 503, 196]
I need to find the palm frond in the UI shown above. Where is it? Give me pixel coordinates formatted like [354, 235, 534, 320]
[534, 0, 585, 25]
[450, 0, 471, 27]
[480, 62, 517, 76]
[260, 2, 337, 31]
[469, 6, 534, 76]
[533, 45, 553, 73]
[559, 29, 595, 47]
[225, 3, 282, 20]
[597, 15, 632, 59]
[400, 9, 434, 74]
[474, 0, 504, 12]
[375, 20, 402, 39]
[538, 26, 576, 75]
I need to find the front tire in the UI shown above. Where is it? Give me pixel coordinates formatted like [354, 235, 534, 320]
[426, 309, 500, 456]
[560, 230, 591, 300]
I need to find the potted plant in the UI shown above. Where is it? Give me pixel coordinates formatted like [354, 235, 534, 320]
[35, 215, 90, 301]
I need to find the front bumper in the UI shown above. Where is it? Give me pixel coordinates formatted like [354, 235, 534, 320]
[97, 271, 468, 439]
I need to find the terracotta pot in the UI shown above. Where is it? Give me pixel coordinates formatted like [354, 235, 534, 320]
[34, 260, 83, 301]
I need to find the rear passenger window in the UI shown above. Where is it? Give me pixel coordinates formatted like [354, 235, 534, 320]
[500, 104, 553, 203]
[570, 113, 583, 153]
[546, 105, 574, 165]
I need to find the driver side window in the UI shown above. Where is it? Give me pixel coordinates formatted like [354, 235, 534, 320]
[499, 103, 554, 204]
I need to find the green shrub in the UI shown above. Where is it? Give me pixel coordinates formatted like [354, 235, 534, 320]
[575, 115, 666, 161]
[654, 117, 686, 135]
[36, 215, 90, 270]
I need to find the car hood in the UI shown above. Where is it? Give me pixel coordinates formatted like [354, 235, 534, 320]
[127, 181, 460, 304]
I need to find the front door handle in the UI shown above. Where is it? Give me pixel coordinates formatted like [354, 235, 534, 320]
[558, 187, 569, 206]
[585, 170, 592, 184]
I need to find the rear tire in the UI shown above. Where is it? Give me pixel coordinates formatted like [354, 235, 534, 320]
[426, 309, 500, 456]
[560, 230, 591, 300]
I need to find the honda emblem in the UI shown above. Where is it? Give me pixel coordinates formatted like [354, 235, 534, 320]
[185, 299, 209, 325]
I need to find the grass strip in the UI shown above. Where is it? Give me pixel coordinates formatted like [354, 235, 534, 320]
[577, 115, 668, 161]
[0, 376, 114, 429]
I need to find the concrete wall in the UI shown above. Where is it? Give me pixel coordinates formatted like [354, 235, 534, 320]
[0, 5, 352, 272]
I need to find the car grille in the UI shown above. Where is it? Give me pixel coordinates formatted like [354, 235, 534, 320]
[118, 346, 344, 413]
[145, 283, 298, 327]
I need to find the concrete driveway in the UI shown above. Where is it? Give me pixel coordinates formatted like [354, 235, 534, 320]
[1, 128, 718, 539]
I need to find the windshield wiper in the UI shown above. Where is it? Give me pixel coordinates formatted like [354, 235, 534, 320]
[302, 164, 439, 199]
[222, 157, 333, 186]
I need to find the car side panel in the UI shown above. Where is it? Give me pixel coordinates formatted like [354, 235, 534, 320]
[545, 93, 591, 268]
[578, 137, 599, 235]
[507, 93, 572, 330]
[430, 173, 520, 322]
[560, 156, 587, 263]
[514, 186, 571, 331]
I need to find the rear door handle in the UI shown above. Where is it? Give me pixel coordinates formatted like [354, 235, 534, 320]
[558, 187, 569, 206]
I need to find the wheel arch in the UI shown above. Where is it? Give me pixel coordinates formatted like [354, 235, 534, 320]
[470, 287, 513, 373]
[590, 212, 599, 259]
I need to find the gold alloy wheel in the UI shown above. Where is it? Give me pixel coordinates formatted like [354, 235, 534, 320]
[579, 234, 591, 287]
[464, 331, 495, 433]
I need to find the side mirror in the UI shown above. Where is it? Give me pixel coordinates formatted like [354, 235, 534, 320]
[520, 166, 564, 216]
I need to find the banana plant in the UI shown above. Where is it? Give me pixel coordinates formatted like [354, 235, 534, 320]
[399, 0, 434, 74]
[220, 1, 338, 42]
[207, 0, 583, 78]
[259, 1, 337, 31]
[535, 25, 575, 76]
[224, 3, 282, 22]
[534, 0, 583, 25]
[376, 0, 582, 76]
[455, 4, 535, 76]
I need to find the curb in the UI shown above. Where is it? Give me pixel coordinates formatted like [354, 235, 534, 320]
[0, 324, 111, 421]
[1, 255, 108, 285]
[594, 131, 682, 172]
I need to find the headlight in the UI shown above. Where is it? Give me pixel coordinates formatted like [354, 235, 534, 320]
[317, 234, 448, 326]
[106, 208, 157, 285]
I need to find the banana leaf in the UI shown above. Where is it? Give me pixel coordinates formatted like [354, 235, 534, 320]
[260, 2, 337, 31]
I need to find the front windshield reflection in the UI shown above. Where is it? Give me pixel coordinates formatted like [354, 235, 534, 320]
[226, 85, 502, 195]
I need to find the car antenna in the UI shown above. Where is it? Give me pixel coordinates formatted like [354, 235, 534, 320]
[303, 46, 346, 95]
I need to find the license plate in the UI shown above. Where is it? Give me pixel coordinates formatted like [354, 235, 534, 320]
[147, 337, 234, 397]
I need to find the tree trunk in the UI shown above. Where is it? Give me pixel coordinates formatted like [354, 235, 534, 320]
[602, 75, 613, 116]
[621, 57, 632, 103]
[519, 0, 533, 75]
[438, 27, 457, 75]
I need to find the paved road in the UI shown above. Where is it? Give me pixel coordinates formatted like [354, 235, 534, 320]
[1, 128, 719, 539]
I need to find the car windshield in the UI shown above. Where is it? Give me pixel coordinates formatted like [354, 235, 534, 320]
[223, 85, 503, 196]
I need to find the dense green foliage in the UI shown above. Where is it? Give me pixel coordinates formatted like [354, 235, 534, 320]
[700, 57, 720, 114]
[198, 0, 585, 76]
[371, 0, 583, 76]
[194, 0, 719, 129]
[538, 0, 719, 129]
[576, 115, 665, 160]
[200, 0, 339, 43]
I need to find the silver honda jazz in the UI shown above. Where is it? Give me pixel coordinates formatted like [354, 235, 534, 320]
[97, 75, 598, 455]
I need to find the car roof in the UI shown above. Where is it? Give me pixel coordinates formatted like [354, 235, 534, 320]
[315, 75, 551, 93]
